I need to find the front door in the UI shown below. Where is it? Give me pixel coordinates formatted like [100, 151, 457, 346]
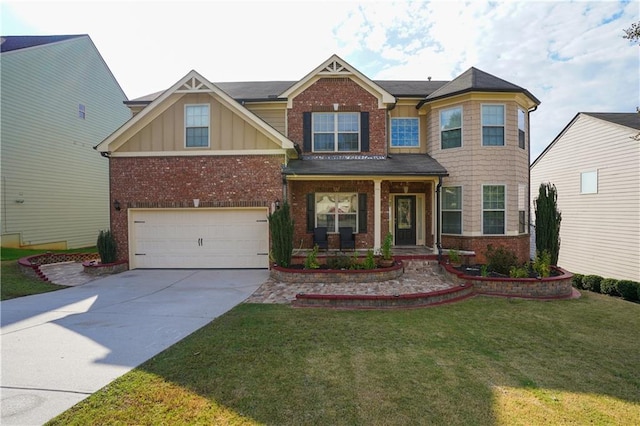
[395, 196, 416, 245]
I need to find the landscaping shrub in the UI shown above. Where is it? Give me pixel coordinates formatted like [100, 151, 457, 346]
[600, 278, 620, 296]
[268, 202, 294, 267]
[485, 244, 518, 275]
[616, 280, 640, 302]
[534, 182, 562, 265]
[572, 273, 584, 289]
[327, 254, 351, 270]
[363, 249, 376, 270]
[304, 245, 320, 269]
[583, 275, 603, 293]
[533, 250, 551, 278]
[96, 230, 117, 264]
[509, 266, 529, 278]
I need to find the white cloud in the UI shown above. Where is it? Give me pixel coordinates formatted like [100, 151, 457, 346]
[3, 0, 638, 159]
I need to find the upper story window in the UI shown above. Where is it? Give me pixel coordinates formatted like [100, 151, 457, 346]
[185, 104, 210, 148]
[442, 186, 462, 234]
[313, 112, 360, 152]
[482, 104, 505, 146]
[581, 170, 598, 194]
[440, 107, 462, 149]
[391, 118, 419, 147]
[518, 109, 526, 149]
[483, 185, 505, 235]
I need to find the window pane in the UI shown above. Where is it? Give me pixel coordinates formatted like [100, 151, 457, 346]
[519, 211, 526, 234]
[338, 214, 357, 230]
[441, 108, 461, 130]
[336, 194, 356, 213]
[581, 171, 598, 194]
[338, 133, 358, 151]
[443, 187, 461, 210]
[186, 105, 209, 126]
[483, 127, 504, 146]
[442, 129, 461, 149]
[337, 113, 359, 132]
[186, 127, 208, 147]
[316, 193, 358, 233]
[482, 105, 504, 125]
[316, 194, 335, 213]
[391, 118, 419, 147]
[484, 211, 505, 234]
[442, 211, 462, 234]
[483, 186, 505, 209]
[313, 113, 334, 132]
[313, 134, 334, 151]
[316, 214, 335, 230]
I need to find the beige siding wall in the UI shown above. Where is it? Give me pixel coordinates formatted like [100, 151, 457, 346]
[1, 36, 130, 248]
[531, 114, 640, 281]
[120, 93, 281, 152]
[427, 98, 530, 236]
[244, 103, 287, 135]
[389, 102, 426, 154]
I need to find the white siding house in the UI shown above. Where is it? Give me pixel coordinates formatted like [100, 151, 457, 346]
[1, 35, 130, 249]
[530, 112, 640, 281]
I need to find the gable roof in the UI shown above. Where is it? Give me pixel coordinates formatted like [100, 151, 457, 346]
[96, 70, 296, 155]
[418, 66, 540, 107]
[0, 34, 85, 53]
[279, 54, 396, 108]
[531, 112, 640, 168]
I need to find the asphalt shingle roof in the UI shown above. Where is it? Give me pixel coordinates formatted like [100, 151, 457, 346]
[0, 35, 85, 52]
[583, 112, 640, 131]
[283, 154, 448, 177]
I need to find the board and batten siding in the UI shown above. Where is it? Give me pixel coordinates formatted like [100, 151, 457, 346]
[1, 36, 130, 248]
[530, 114, 640, 281]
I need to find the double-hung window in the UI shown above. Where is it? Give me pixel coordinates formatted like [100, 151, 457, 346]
[440, 107, 462, 149]
[442, 186, 462, 234]
[315, 193, 358, 232]
[581, 171, 598, 194]
[483, 185, 505, 234]
[518, 109, 526, 149]
[391, 118, 419, 147]
[185, 104, 210, 148]
[313, 112, 360, 152]
[482, 105, 505, 146]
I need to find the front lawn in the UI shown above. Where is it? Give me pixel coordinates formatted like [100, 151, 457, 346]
[48, 292, 640, 425]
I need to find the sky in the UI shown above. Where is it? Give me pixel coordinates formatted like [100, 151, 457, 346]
[2, 0, 638, 160]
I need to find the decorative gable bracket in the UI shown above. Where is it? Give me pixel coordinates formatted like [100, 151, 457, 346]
[318, 60, 351, 76]
[176, 76, 212, 93]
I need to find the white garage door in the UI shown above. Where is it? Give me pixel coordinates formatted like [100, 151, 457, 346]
[129, 208, 269, 269]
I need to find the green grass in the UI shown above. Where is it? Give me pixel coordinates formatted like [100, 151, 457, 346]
[48, 292, 640, 425]
[0, 247, 94, 300]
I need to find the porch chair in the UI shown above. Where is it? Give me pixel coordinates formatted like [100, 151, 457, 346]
[313, 227, 328, 251]
[339, 226, 356, 251]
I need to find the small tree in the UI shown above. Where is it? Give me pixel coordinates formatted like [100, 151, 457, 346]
[97, 230, 117, 264]
[268, 202, 294, 267]
[534, 183, 562, 265]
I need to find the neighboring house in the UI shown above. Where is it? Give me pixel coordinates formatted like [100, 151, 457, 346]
[1, 35, 130, 249]
[96, 55, 539, 269]
[530, 112, 640, 282]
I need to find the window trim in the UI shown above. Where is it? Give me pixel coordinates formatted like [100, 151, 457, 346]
[184, 103, 210, 148]
[314, 192, 359, 233]
[440, 106, 463, 149]
[481, 104, 505, 147]
[312, 112, 361, 153]
[442, 186, 463, 235]
[482, 184, 506, 235]
[390, 117, 420, 148]
[580, 170, 598, 194]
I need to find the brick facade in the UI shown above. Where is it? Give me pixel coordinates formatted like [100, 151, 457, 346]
[109, 155, 284, 261]
[287, 78, 387, 156]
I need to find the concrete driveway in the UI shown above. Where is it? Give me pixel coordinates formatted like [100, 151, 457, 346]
[1, 269, 268, 426]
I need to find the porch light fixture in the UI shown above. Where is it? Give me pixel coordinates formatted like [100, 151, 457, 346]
[113, 200, 121, 211]
[193, 198, 200, 208]
[275, 199, 280, 210]
[403, 185, 409, 193]
[333, 103, 339, 111]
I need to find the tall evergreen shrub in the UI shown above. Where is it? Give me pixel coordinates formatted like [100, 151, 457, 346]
[268, 202, 294, 267]
[534, 182, 562, 265]
[97, 230, 117, 264]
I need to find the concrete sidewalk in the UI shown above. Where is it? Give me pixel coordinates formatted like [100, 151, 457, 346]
[1, 269, 268, 426]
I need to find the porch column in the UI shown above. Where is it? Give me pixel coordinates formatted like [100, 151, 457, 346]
[374, 179, 382, 250]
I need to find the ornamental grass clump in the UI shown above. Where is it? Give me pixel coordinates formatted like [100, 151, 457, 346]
[97, 230, 117, 264]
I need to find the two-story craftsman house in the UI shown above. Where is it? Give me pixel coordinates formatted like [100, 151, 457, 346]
[96, 55, 539, 269]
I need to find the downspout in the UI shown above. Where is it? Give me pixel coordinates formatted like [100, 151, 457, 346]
[527, 105, 538, 258]
[436, 176, 443, 262]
